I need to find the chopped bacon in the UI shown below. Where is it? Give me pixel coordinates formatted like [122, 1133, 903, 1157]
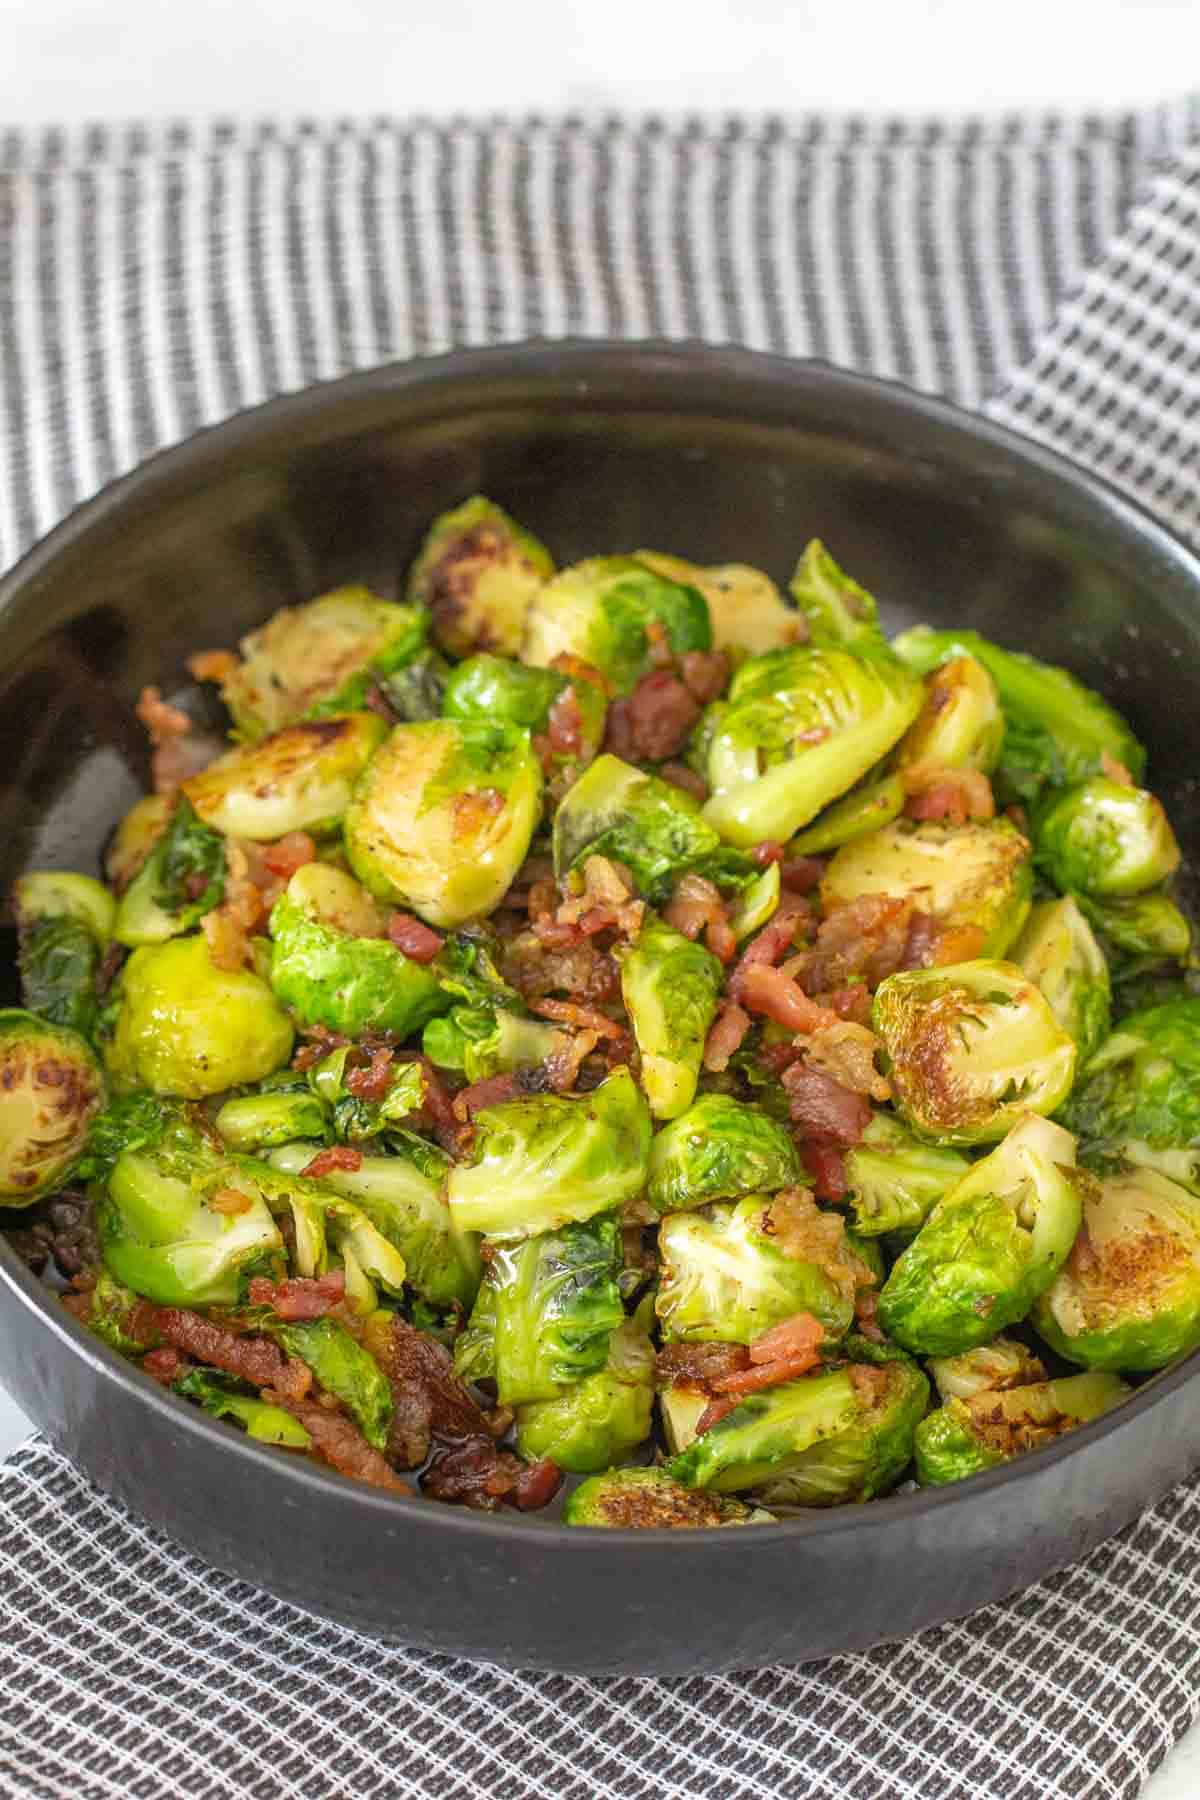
[804, 1021, 890, 1101]
[152, 1308, 313, 1401]
[540, 1027, 599, 1093]
[209, 1187, 254, 1217]
[855, 1286, 886, 1343]
[550, 652, 607, 694]
[452, 1073, 522, 1123]
[645, 617, 675, 667]
[900, 910, 940, 971]
[781, 1062, 872, 1146]
[780, 855, 826, 894]
[136, 685, 220, 793]
[395, 1054, 461, 1153]
[136, 684, 192, 745]
[796, 894, 913, 994]
[420, 1439, 563, 1511]
[733, 962, 843, 1034]
[803, 1141, 849, 1202]
[604, 669, 702, 763]
[292, 1025, 350, 1073]
[1101, 750, 1134, 786]
[655, 1341, 751, 1393]
[710, 1352, 822, 1397]
[346, 1044, 397, 1103]
[260, 832, 317, 880]
[201, 905, 252, 974]
[505, 930, 621, 1005]
[529, 996, 626, 1040]
[903, 764, 995, 825]
[388, 911, 444, 962]
[187, 649, 240, 683]
[554, 856, 644, 941]
[680, 649, 731, 703]
[819, 985, 873, 1024]
[750, 1312, 826, 1365]
[300, 1146, 364, 1179]
[265, 1393, 411, 1492]
[702, 999, 752, 1073]
[662, 872, 736, 962]
[512, 1457, 564, 1511]
[659, 761, 709, 803]
[753, 840, 784, 865]
[546, 684, 585, 757]
[369, 1315, 495, 1469]
[142, 1347, 185, 1384]
[695, 1395, 741, 1435]
[730, 898, 811, 979]
[451, 787, 505, 841]
[247, 1271, 347, 1321]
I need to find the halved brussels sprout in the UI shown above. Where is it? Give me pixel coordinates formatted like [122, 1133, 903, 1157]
[107, 936, 294, 1099]
[83, 1266, 158, 1355]
[789, 771, 906, 856]
[522, 556, 711, 696]
[1058, 996, 1200, 1188]
[1034, 778, 1181, 898]
[915, 1370, 1129, 1486]
[105, 792, 172, 892]
[113, 798, 227, 948]
[174, 1368, 312, 1449]
[218, 586, 428, 739]
[14, 871, 115, 945]
[872, 959, 1077, 1145]
[563, 1466, 772, 1528]
[927, 1334, 1047, 1403]
[655, 1195, 863, 1345]
[514, 1313, 655, 1473]
[446, 1067, 651, 1240]
[892, 626, 1146, 805]
[422, 1003, 563, 1084]
[268, 866, 448, 1039]
[877, 1114, 1083, 1356]
[786, 540, 891, 656]
[1012, 896, 1111, 1066]
[635, 550, 802, 657]
[0, 1009, 106, 1203]
[407, 495, 554, 659]
[344, 719, 542, 927]
[552, 753, 725, 902]
[442, 652, 605, 772]
[1076, 890, 1193, 964]
[894, 653, 1004, 775]
[620, 917, 723, 1120]
[182, 713, 387, 841]
[841, 1113, 972, 1239]
[323, 1196, 408, 1298]
[214, 1088, 329, 1151]
[701, 646, 923, 848]
[820, 818, 1033, 961]
[1033, 1166, 1200, 1371]
[14, 871, 115, 1037]
[101, 1118, 282, 1305]
[645, 1093, 802, 1214]
[263, 1315, 393, 1449]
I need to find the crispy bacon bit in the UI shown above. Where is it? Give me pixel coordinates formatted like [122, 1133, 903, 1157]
[550, 652, 607, 693]
[452, 1073, 522, 1123]
[710, 1352, 822, 1397]
[604, 668, 703, 763]
[399, 1054, 460, 1153]
[753, 840, 784, 865]
[260, 832, 317, 879]
[370, 1316, 495, 1469]
[733, 962, 843, 1034]
[901, 910, 940, 971]
[803, 1141, 849, 1202]
[731, 899, 811, 980]
[903, 764, 995, 824]
[855, 1286, 886, 1342]
[513, 1457, 564, 1512]
[292, 1024, 351, 1072]
[655, 1341, 751, 1393]
[781, 1061, 872, 1147]
[247, 1271, 347, 1321]
[187, 649, 240, 683]
[702, 999, 752, 1073]
[796, 894, 913, 994]
[645, 617, 675, 668]
[818, 985, 872, 1024]
[452, 787, 505, 841]
[136, 685, 221, 793]
[546, 684, 585, 757]
[142, 1347, 185, 1384]
[554, 856, 645, 942]
[680, 649, 731, 703]
[209, 1187, 254, 1217]
[804, 1022, 890, 1101]
[659, 761, 709, 803]
[540, 1027, 599, 1093]
[1101, 750, 1134, 786]
[300, 1146, 364, 1178]
[388, 911, 445, 962]
[529, 996, 626, 1041]
[663, 872, 736, 962]
[153, 1308, 313, 1401]
[780, 855, 825, 894]
[346, 1044, 397, 1103]
[266, 1393, 411, 1491]
[748, 1312, 826, 1366]
[136, 684, 192, 745]
[420, 1439, 563, 1511]
[695, 1394, 741, 1435]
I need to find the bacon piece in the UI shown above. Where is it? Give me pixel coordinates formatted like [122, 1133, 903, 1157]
[659, 761, 709, 803]
[733, 962, 843, 1034]
[546, 684, 585, 757]
[662, 872, 736, 963]
[292, 1025, 351, 1072]
[136, 685, 221, 793]
[388, 912, 444, 963]
[136, 684, 192, 746]
[710, 1353, 822, 1397]
[804, 1021, 890, 1101]
[259, 832, 316, 880]
[748, 1312, 826, 1365]
[780, 855, 825, 894]
[247, 1271, 347, 1321]
[903, 765, 995, 825]
[781, 1063, 872, 1146]
[702, 999, 752, 1073]
[796, 894, 913, 994]
[553, 856, 644, 942]
[513, 1457, 564, 1511]
[605, 669, 701, 763]
[818, 986, 873, 1024]
[301, 1145, 364, 1179]
[346, 1044, 397, 1103]
[505, 930, 620, 1005]
[187, 649, 240, 683]
[655, 1341, 751, 1393]
[420, 1439, 563, 1511]
[680, 649, 731, 704]
[803, 1141, 849, 1202]
[753, 840, 784, 865]
[451, 787, 505, 841]
[529, 996, 626, 1041]
[540, 1027, 599, 1093]
[153, 1308, 313, 1401]
[395, 1054, 461, 1154]
[369, 1315, 494, 1469]
[695, 1395, 741, 1435]
[142, 1347, 185, 1384]
[265, 1393, 410, 1492]
[729, 899, 811, 983]
[452, 1073, 522, 1123]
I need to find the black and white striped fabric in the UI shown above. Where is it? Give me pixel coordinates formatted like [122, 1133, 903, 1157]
[4, 108, 1200, 1800]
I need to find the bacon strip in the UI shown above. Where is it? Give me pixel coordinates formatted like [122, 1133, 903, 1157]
[388, 912, 445, 962]
[247, 1271, 347, 1321]
[301, 1146, 364, 1178]
[264, 1393, 410, 1493]
[153, 1308, 313, 1401]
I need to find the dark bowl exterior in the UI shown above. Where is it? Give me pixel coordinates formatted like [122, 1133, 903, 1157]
[3, 342, 1200, 1675]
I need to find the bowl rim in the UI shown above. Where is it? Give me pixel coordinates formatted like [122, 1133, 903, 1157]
[4, 334, 1200, 1551]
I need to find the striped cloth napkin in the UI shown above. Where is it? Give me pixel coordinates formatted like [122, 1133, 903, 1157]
[3, 107, 1200, 1800]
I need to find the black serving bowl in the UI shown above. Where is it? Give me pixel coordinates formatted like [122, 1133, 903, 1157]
[2, 341, 1199, 1676]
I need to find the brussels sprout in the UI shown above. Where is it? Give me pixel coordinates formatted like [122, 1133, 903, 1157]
[267, 865, 448, 1039]
[750, 1340, 930, 1508]
[107, 936, 294, 1099]
[344, 719, 542, 928]
[82, 1267, 158, 1355]
[323, 1196, 408, 1298]
[1033, 778, 1181, 898]
[306, 1047, 427, 1143]
[701, 646, 923, 848]
[789, 771, 906, 856]
[552, 754, 727, 901]
[1058, 997, 1200, 1188]
[182, 713, 387, 842]
[620, 917, 722, 1120]
[645, 1093, 801, 1214]
[821, 819, 1033, 961]
[105, 792, 172, 892]
[873, 959, 1077, 1145]
[786, 540, 891, 657]
[915, 1370, 1129, 1485]
[269, 1136, 478, 1308]
[74, 1090, 174, 1185]
[442, 653, 605, 770]
[894, 654, 1004, 776]
[218, 586, 429, 739]
[1033, 1167, 1200, 1371]
[113, 798, 227, 948]
[727, 861, 781, 941]
[891, 626, 1146, 805]
[378, 646, 450, 722]
[262, 1315, 393, 1449]
[841, 1113, 972, 1238]
[522, 556, 711, 696]
[655, 1195, 864, 1345]
[0, 1010, 106, 1203]
[927, 1334, 1047, 1403]
[101, 1118, 283, 1305]
[563, 1466, 772, 1528]
[14, 871, 114, 1036]
[877, 1115, 1083, 1355]
[664, 1350, 924, 1500]
[174, 1368, 312, 1449]
[422, 1005, 563, 1083]
[407, 495, 554, 659]
[658, 1382, 711, 1456]
[453, 1215, 622, 1404]
[1012, 896, 1111, 1065]
[214, 1089, 329, 1151]
[635, 550, 802, 657]
[1076, 890, 1193, 964]
[446, 1067, 652, 1239]
[514, 1312, 656, 1472]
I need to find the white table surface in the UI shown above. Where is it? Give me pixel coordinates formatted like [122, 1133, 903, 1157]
[4, 2, 1200, 1789]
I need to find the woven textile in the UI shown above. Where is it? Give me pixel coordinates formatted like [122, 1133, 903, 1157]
[4, 107, 1200, 1800]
